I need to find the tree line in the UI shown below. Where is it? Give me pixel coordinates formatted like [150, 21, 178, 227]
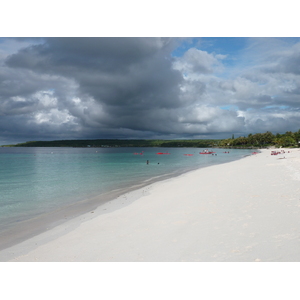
[4, 139, 219, 148]
[2, 129, 300, 148]
[219, 130, 300, 148]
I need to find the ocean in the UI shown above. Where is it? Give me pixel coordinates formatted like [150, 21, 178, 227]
[0, 146, 254, 247]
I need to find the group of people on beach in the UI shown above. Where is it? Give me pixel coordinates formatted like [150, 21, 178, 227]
[271, 150, 290, 156]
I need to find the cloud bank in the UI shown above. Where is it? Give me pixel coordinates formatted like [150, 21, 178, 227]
[1, 37, 300, 144]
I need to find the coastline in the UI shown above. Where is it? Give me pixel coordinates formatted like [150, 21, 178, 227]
[0, 149, 250, 252]
[1, 148, 300, 261]
[0, 168, 191, 251]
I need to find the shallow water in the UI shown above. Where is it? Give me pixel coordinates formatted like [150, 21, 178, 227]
[0, 147, 253, 233]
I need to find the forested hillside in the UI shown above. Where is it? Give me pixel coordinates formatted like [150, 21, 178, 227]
[2, 129, 300, 148]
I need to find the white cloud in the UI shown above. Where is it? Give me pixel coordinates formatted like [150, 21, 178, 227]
[173, 48, 225, 76]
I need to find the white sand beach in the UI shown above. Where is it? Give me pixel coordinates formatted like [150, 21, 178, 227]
[1, 148, 300, 262]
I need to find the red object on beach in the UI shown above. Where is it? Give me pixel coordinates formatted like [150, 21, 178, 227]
[271, 151, 281, 155]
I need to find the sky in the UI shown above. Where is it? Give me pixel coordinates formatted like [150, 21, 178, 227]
[1, 36, 300, 145]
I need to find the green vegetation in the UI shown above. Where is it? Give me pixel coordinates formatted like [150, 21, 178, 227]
[2, 129, 300, 148]
[2, 139, 219, 148]
[219, 130, 300, 148]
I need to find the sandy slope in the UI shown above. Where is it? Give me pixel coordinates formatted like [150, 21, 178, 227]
[1, 148, 300, 262]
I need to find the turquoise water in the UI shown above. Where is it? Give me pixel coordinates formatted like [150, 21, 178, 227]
[0, 147, 253, 233]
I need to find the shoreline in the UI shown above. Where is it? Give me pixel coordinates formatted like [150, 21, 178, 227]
[1, 148, 300, 261]
[0, 150, 250, 252]
[0, 168, 187, 251]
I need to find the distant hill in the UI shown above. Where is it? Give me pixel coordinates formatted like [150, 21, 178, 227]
[4, 129, 300, 148]
[3, 139, 220, 148]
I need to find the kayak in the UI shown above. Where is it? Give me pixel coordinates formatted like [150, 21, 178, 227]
[199, 152, 215, 154]
[134, 151, 144, 155]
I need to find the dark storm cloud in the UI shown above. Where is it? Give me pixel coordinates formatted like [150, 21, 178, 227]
[4, 38, 184, 132]
[2, 37, 300, 145]
[5, 37, 183, 110]
[7, 38, 172, 73]
[0, 38, 232, 143]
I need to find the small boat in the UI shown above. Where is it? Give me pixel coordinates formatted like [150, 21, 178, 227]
[184, 154, 193, 156]
[200, 152, 215, 154]
[156, 152, 170, 155]
[200, 149, 215, 154]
